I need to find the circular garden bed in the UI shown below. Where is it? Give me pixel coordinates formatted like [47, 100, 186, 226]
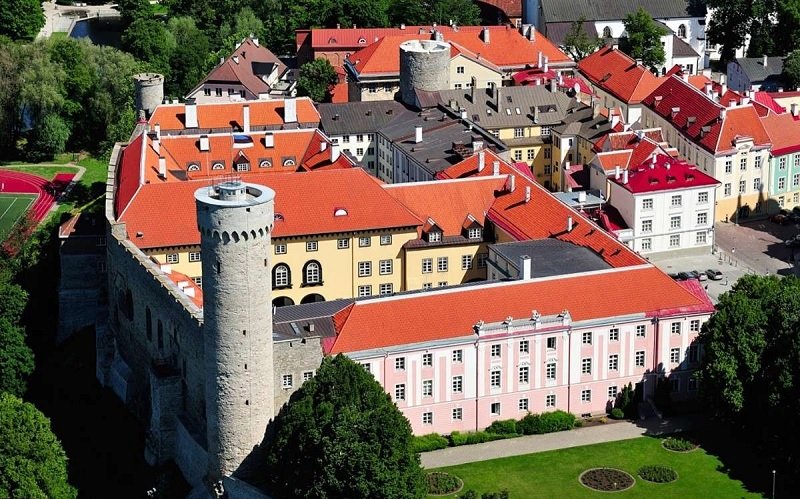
[638, 465, 678, 483]
[426, 472, 463, 496]
[579, 468, 635, 492]
[662, 436, 699, 453]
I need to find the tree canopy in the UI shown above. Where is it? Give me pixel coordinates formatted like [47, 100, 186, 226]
[0, 392, 76, 498]
[698, 275, 800, 471]
[262, 355, 425, 498]
[0, 0, 45, 42]
[297, 58, 338, 103]
[620, 8, 667, 71]
[784, 50, 800, 88]
[562, 16, 602, 61]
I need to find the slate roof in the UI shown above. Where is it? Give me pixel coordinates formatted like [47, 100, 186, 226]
[541, 0, 695, 23]
[273, 299, 353, 341]
[544, 21, 599, 46]
[672, 35, 699, 58]
[491, 239, 612, 277]
[318, 100, 408, 135]
[436, 86, 574, 128]
[735, 57, 785, 84]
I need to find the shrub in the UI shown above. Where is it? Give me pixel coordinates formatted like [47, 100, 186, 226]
[517, 412, 540, 435]
[637, 464, 678, 483]
[486, 419, 518, 435]
[518, 410, 576, 434]
[459, 491, 510, 499]
[426, 472, 463, 495]
[412, 433, 449, 453]
[449, 431, 510, 446]
[610, 408, 625, 419]
[460, 491, 478, 499]
[662, 436, 697, 452]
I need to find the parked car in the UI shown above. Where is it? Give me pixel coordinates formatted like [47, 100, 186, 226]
[677, 272, 691, 280]
[686, 271, 700, 280]
[668, 272, 680, 280]
[706, 269, 723, 280]
[694, 270, 708, 281]
[771, 213, 790, 225]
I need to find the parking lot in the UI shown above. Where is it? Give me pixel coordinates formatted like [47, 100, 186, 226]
[649, 219, 799, 303]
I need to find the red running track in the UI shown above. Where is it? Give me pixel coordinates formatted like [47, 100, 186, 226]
[0, 170, 76, 222]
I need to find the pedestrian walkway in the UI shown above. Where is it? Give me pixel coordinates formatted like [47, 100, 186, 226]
[421, 415, 699, 468]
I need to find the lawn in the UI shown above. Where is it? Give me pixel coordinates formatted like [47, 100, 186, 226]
[0, 165, 79, 181]
[431, 436, 764, 498]
[0, 194, 35, 240]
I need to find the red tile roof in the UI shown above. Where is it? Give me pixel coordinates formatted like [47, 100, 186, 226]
[349, 26, 570, 76]
[761, 112, 800, 156]
[148, 98, 320, 132]
[383, 177, 507, 237]
[438, 157, 646, 268]
[608, 153, 719, 194]
[328, 265, 712, 354]
[753, 91, 786, 114]
[162, 266, 203, 308]
[578, 47, 663, 104]
[643, 76, 771, 154]
[192, 38, 286, 97]
[118, 169, 422, 249]
[115, 133, 144, 217]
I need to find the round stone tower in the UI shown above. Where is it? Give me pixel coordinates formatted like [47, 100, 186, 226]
[399, 40, 450, 106]
[195, 180, 275, 481]
[133, 73, 165, 118]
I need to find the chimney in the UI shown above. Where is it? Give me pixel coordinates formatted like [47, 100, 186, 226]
[525, 185, 531, 202]
[470, 77, 478, 99]
[565, 160, 571, 171]
[651, 155, 657, 168]
[506, 174, 516, 192]
[792, 103, 799, 117]
[741, 96, 750, 106]
[478, 151, 485, 171]
[519, 255, 532, 280]
[665, 161, 671, 170]
[331, 143, 341, 162]
[220, 57, 224, 64]
[481, 26, 490, 43]
[682, 72, 689, 82]
[158, 157, 166, 178]
[243, 104, 250, 133]
[185, 98, 198, 128]
[538, 51, 543, 68]
[495, 87, 501, 111]
[720, 107, 727, 121]
[284, 98, 297, 123]
[567, 216, 573, 232]
[152, 134, 160, 154]
[721, 82, 728, 95]
[763, 54, 768, 67]
[154, 124, 161, 139]
[528, 26, 535, 41]
[400, 23, 405, 29]
[578, 190, 587, 203]
[492, 161, 500, 176]
[533, 106, 539, 123]
[611, 112, 620, 129]
[460, 108, 468, 119]
[199, 134, 209, 151]
[415, 125, 423, 143]
[543, 56, 549, 73]
[252, 38, 259, 46]
[615, 165, 621, 179]
[320, 140, 328, 152]
[622, 169, 629, 184]
[704, 82, 712, 96]
[264, 132, 274, 148]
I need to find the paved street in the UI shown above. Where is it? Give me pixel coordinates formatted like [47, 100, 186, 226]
[420, 416, 700, 468]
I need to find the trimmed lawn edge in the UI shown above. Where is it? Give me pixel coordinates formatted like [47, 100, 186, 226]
[427, 472, 464, 497]
[662, 440, 699, 453]
[637, 465, 679, 483]
[579, 467, 635, 493]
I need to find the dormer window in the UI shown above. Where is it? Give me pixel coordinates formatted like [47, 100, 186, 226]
[259, 159, 272, 168]
[212, 161, 225, 170]
[187, 163, 200, 172]
[235, 162, 250, 172]
[428, 230, 442, 243]
[358, 37, 366, 44]
[468, 227, 482, 240]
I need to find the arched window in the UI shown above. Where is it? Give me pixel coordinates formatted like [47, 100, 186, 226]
[677, 24, 686, 38]
[303, 260, 322, 285]
[259, 159, 272, 168]
[283, 158, 296, 167]
[187, 163, 200, 172]
[602, 26, 612, 39]
[212, 162, 225, 170]
[273, 264, 291, 288]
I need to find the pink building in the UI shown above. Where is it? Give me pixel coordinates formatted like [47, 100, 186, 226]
[328, 265, 713, 435]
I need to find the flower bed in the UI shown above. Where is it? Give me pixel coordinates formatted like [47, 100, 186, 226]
[579, 468, 635, 492]
[426, 472, 463, 496]
[638, 465, 678, 483]
[662, 436, 699, 452]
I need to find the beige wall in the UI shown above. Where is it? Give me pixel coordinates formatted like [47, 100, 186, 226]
[404, 243, 488, 290]
[449, 55, 503, 89]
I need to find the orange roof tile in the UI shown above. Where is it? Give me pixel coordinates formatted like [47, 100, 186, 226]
[578, 47, 663, 104]
[761, 112, 800, 155]
[349, 26, 569, 76]
[329, 266, 712, 353]
[148, 98, 320, 132]
[438, 157, 646, 268]
[383, 177, 507, 237]
[118, 169, 422, 249]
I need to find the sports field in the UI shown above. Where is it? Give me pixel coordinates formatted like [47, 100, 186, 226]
[0, 194, 36, 240]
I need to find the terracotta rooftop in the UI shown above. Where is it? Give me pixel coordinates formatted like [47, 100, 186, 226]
[190, 38, 287, 98]
[148, 98, 320, 133]
[608, 153, 719, 194]
[761, 112, 800, 156]
[118, 168, 422, 249]
[328, 265, 713, 354]
[578, 47, 663, 104]
[438, 157, 646, 268]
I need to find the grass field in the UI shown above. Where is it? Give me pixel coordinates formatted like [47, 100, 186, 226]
[0, 194, 36, 240]
[0, 165, 79, 181]
[432, 436, 764, 498]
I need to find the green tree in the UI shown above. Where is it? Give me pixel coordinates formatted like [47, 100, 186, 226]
[783, 50, 800, 89]
[26, 113, 71, 162]
[117, 0, 151, 27]
[388, 0, 429, 26]
[430, 0, 481, 26]
[121, 18, 175, 77]
[698, 275, 800, 466]
[0, 0, 45, 42]
[562, 16, 602, 61]
[297, 58, 338, 103]
[620, 8, 667, 71]
[0, 320, 34, 397]
[776, 0, 800, 54]
[167, 17, 210, 96]
[262, 355, 425, 499]
[0, 393, 76, 497]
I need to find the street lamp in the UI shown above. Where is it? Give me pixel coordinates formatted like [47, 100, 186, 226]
[772, 469, 776, 499]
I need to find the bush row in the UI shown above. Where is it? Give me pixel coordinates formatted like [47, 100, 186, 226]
[412, 410, 579, 452]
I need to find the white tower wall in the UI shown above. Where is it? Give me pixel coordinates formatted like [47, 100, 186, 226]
[195, 181, 275, 481]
